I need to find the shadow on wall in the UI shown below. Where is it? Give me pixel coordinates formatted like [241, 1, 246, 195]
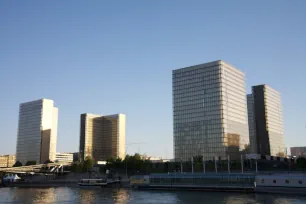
[40, 129, 51, 164]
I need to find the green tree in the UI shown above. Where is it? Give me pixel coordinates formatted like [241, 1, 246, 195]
[76, 162, 83, 172]
[134, 153, 141, 161]
[193, 155, 203, 163]
[70, 162, 79, 172]
[25, 161, 36, 166]
[13, 161, 22, 167]
[44, 159, 54, 164]
[296, 157, 306, 169]
[83, 156, 94, 171]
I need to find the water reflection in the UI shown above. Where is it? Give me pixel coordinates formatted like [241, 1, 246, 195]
[1, 187, 306, 204]
[79, 188, 98, 203]
[3, 188, 57, 203]
[113, 189, 130, 204]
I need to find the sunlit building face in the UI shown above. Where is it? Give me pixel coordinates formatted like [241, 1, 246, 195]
[173, 60, 249, 161]
[16, 99, 58, 164]
[79, 113, 126, 162]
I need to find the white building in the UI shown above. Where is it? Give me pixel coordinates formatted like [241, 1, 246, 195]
[79, 113, 126, 162]
[55, 153, 73, 163]
[173, 60, 250, 161]
[16, 99, 58, 165]
[148, 157, 171, 163]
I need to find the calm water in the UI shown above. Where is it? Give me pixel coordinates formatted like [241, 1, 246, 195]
[0, 187, 306, 204]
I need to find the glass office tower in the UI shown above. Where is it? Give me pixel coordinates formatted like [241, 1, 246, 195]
[247, 94, 257, 153]
[16, 99, 58, 164]
[79, 113, 126, 162]
[173, 60, 249, 161]
[249, 85, 286, 156]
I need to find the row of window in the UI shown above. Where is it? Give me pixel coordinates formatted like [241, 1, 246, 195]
[173, 69, 244, 83]
[173, 84, 246, 97]
[173, 71, 245, 85]
[261, 179, 303, 185]
[173, 92, 247, 106]
[165, 105, 248, 116]
[174, 115, 247, 124]
[173, 104, 247, 112]
[173, 67, 219, 77]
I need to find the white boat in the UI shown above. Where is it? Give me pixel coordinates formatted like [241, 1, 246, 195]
[2, 174, 21, 183]
[78, 179, 107, 187]
[255, 173, 306, 195]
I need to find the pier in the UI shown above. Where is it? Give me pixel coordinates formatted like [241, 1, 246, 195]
[131, 173, 255, 192]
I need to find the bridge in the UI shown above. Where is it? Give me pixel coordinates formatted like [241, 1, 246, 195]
[0, 162, 71, 174]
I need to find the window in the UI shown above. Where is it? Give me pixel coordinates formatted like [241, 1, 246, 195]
[299, 180, 303, 185]
[261, 179, 264, 184]
[273, 180, 276, 184]
[285, 180, 289, 184]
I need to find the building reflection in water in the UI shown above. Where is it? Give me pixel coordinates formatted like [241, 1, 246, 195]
[79, 188, 130, 204]
[9, 188, 56, 203]
[112, 189, 130, 204]
[225, 194, 257, 204]
[79, 189, 97, 204]
[1, 187, 305, 203]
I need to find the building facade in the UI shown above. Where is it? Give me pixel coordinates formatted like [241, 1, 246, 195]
[290, 147, 306, 158]
[173, 60, 249, 161]
[248, 85, 286, 156]
[79, 113, 126, 162]
[0, 155, 16, 168]
[247, 94, 257, 153]
[73, 152, 79, 162]
[16, 99, 58, 165]
[55, 153, 74, 163]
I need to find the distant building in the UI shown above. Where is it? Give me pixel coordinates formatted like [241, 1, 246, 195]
[55, 153, 73, 163]
[247, 94, 257, 153]
[173, 60, 249, 161]
[0, 155, 16, 168]
[148, 157, 171, 163]
[247, 85, 286, 157]
[79, 113, 126, 162]
[73, 152, 79, 162]
[290, 147, 306, 157]
[16, 99, 58, 165]
[140, 155, 171, 163]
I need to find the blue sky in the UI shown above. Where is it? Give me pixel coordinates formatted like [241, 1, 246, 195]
[0, 1, 305, 158]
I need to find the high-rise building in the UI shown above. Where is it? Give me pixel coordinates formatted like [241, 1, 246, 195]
[290, 147, 306, 157]
[0, 155, 16, 168]
[16, 99, 58, 165]
[247, 85, 286, 156]
[55, 152, 74, 163]
[79, 113, 126, 162]
[247, 94, 257, 153]
[173, 60, 249, 161]
[73, 152, 79, 162]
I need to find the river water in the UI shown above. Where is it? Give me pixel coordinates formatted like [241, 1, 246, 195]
[0, 187, 306, 204]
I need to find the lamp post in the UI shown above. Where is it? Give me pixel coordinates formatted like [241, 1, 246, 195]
[125, 147, 129, 178]
[214, 156, 218, 174]
[241, 154, 244, 174]
[203, 157, 205, 174]
[180, 158, 183, 173]
[228, 155, 230, 174]
[191, 157, 194, 174]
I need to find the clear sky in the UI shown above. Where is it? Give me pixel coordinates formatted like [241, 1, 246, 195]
[0, 1, 305, 158]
